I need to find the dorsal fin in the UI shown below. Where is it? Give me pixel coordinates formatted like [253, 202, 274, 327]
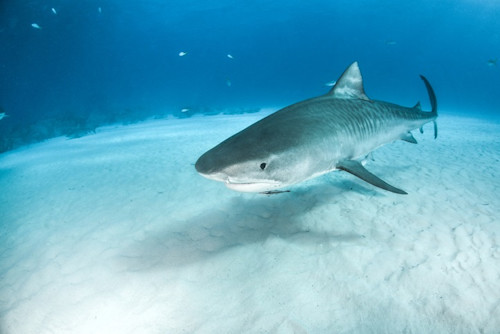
[327, 62, 370, 101]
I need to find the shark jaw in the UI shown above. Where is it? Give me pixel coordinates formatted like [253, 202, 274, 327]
[197, 172, 283, 193]
[224, 181, 282, 193]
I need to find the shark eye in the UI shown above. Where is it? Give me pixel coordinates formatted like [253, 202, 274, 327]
[260, 162, 267, 170]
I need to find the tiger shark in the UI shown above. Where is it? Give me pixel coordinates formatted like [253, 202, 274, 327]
[195, 62, 437, 195]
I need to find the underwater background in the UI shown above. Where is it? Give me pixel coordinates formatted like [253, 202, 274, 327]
[2, 1, 500, 333]
[0, 0, 499, 152]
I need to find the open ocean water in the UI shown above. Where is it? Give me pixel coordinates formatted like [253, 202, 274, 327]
[1, 1, 500, 333]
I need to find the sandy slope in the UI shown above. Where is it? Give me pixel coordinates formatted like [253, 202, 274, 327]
[0, 112, 499, 333]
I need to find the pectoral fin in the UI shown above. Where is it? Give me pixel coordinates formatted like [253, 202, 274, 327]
[336, 160, 407, 194]
[401, 132, 418, 144]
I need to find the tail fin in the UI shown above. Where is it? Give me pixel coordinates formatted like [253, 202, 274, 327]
[419, 75, 438, 139]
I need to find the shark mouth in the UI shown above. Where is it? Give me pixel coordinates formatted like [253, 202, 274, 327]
[198, 171, 283, 193]
[223, 177, 283, 193]
[224, 180, 283, 193]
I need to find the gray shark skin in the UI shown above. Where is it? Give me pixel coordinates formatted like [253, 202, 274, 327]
[195, 62, 437, 194]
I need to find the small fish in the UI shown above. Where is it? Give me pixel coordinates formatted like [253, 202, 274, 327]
[487, 58, 497, 67]
[31, 23, 41, 29]
[180, 108, 190, 113]
[0, 112, 8, 121]
[98, 7, 102, 14]
[179, 51, 187, 57]
[262, 190, 290, 195]
[227, 54, 234, 59]
[324, 80, 336, 87]
[51, 8, 57, 15]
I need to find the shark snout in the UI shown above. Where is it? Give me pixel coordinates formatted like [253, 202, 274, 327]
[197, 170, 227, 183]
[195, 152, 215, 175]
[195, 153, 227, 182]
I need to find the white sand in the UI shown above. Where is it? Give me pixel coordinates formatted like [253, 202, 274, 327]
[0, 111, 499, 333]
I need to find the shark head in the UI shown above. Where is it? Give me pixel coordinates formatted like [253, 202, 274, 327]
[195, 154, 284, 192]
[195, 121, 314, 193]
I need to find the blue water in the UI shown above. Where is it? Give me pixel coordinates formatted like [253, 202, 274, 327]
[0, 0, 499, 152]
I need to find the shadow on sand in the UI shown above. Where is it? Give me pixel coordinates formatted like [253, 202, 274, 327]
[121, 179, 381, 271]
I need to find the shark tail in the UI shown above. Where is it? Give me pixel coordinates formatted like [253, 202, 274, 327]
[419, 75, 438, 139]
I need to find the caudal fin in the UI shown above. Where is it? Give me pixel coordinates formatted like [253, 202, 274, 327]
[419, 75, 438, 139]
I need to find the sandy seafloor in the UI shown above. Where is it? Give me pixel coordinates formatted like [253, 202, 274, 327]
[0, 110, 499, 334]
